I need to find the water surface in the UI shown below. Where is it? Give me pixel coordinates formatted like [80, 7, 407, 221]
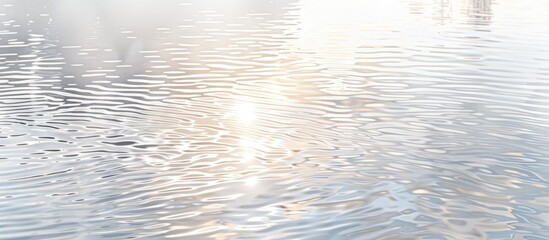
[1, 0, 549, 239]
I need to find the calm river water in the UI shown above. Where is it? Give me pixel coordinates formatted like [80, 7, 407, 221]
[1, 0, 549, 239]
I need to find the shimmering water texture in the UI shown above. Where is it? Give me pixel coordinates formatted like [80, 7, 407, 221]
[1, 0, 549, 239]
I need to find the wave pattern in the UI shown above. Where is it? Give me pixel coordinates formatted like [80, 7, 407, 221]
[1, 0, 549, 239]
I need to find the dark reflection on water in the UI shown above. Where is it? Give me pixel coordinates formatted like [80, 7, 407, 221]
[1, 0, 549, 239]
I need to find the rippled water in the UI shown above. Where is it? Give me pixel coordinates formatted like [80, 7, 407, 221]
[1, 0, 549, 239]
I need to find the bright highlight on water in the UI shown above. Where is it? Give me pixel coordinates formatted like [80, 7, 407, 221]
[1, 0, 549, 239]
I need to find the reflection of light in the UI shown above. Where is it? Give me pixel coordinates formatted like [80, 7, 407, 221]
[239, 137, 259, 149]
[299, 0, 405, 25]
[283, 203, 305, 220]
[234, 102, 255, 124]
[245, 176, 258, 186]
[297, 0, 409, 53]
[294, 0, 411, 94]
[240, 138, 258, 162]
[242, 151, 255, 162]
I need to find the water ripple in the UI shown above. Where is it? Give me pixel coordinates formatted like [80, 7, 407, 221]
[1, 0, 549, 239]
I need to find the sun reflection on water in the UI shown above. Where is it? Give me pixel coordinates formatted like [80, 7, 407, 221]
[234, 102, 256, 124]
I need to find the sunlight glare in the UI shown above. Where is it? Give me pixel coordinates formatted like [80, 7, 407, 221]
[245, 176, 258, 186]
[234, 102, 256, 124]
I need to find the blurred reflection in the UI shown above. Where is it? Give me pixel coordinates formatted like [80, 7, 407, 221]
[434, 0, 453, 25]
[295, 0, 408, 68]
[466, 0, 492, 24]
[407, 0, 492, 26]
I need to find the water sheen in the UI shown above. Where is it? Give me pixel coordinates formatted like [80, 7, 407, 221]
[1, 0, 549, 239]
